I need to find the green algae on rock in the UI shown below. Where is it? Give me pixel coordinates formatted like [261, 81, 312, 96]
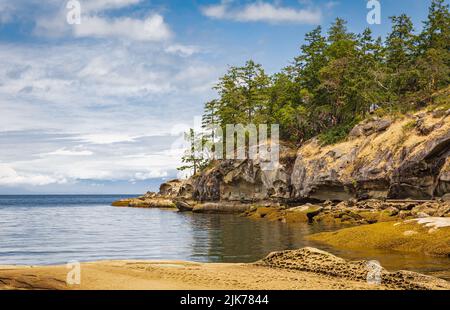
[308, 217, 450, 257]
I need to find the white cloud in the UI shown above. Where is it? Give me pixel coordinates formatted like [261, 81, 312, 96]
[32, 0, 172, 42]
[165, 44, 200, 57]
[202, 1, 228, 19]
[0, 40, 219, 189]
[76, 134, 140, 145]
[0, 164, 67, 186]
[201, 1, 322, 24]
[82, 0, 141, 12]
[133, 170, 169, 181]
[74, 14, 172, 41]
[325, 1, 339, 10]
[41, 148, 94, 157]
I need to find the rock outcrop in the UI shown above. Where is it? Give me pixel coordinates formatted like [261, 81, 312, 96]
[175, 109, 449, 204]
[119, 109, 450, 209]
[257, 247, 450, 290]
[291, 111, 450, 201]
[243, 200, 450, 226]
[112, 179, 183, 208]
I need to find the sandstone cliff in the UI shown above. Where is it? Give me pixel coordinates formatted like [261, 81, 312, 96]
[175, 108, 450, 203]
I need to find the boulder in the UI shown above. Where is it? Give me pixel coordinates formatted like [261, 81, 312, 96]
[174, 200, 194, 212]
[349, 119, 392, 138]
[159, 179, 183, 198]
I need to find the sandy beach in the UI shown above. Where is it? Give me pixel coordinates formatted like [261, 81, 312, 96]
[1, 248, 448, 290]
[0, 260, 389, 290]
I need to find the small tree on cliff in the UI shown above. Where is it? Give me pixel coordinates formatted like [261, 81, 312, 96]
[177, 128, 209, 176]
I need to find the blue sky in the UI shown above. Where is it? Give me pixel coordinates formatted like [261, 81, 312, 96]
[0, 0, 440, 194]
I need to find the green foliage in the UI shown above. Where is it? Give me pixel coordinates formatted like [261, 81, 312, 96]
[402, 120, 417, 132]
[187, 0, 450, 172]
[177, 128, 209, 175]
[318, 119, 360, 146]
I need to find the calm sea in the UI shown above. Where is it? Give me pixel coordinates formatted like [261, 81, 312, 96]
[0, 195, 448, 280]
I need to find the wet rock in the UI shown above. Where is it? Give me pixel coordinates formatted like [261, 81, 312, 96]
[193, 202, 253, 214]
[385, 206, 399, 216]
[128, 198, 175, 208]
[174, 200, 194, 212]
[399, 210, 413, 219]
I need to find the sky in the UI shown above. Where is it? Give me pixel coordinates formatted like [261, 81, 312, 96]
[0, 0, 439, 194]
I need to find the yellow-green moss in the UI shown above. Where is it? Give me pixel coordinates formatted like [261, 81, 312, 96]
[358, 210, 399, 223]
[309, 220, 450, 257]
[245, 206, 321, 223]
[111, 199, 131, 207]
[246, 207, 284, 221]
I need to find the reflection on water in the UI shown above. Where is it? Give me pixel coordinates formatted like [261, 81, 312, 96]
[186, 211, 327, 262]
[0, 195, 448, 280]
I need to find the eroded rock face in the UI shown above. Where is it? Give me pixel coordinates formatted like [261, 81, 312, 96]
[176, 110, 449, 203]
[159, 179, 183, 198]
[435, 156, 450, 198]
[188, 154, 294, 202]
[390, 131, 450, 199]
[291, 111, 450, 201]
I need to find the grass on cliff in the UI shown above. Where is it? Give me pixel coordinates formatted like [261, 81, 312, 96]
[308, 220, 450, 257]
[318, 119, 360, 146]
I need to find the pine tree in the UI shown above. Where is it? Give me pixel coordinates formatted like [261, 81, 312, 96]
[318, 18, 358, 127]
[355, 28, 387, 113]
[416, 0, 450, 96]
[420, 0, 450, 51]
[292, 26, 327, 92]
[202, 99, 220, 159]
[214, 60, 270, 126]
[385, 14, 419, 102]
[177, 129, 208, 175]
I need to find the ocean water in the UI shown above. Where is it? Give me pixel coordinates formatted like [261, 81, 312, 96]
[0, 195, 448, 280]
[0, 195, 325, 265]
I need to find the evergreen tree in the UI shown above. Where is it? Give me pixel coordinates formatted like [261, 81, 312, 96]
[292, 26, 327, 93]
[420, 0, 450, 51]
[214, 60, 270, 126]
[416, 0, 450, 96]
[188, 1, 450, 166]
[177, 129, 209, 175]
[318, 18, 358, 127]
[385, 14, 419, 101]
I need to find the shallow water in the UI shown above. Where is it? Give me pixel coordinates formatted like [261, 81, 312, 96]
[0, 195, 448, 280]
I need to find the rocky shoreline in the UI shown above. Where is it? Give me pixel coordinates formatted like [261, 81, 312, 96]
[111, 109, 450, 266]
